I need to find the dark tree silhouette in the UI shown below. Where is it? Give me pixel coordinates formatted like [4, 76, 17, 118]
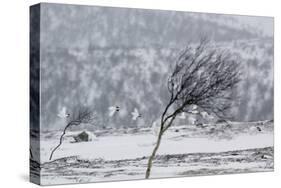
[49, 107, 96, 160]
[145, 39, 241, 178]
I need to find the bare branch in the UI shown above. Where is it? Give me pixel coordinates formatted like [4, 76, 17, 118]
[145, 38, 242, 179]
[49, 106, 96, 160]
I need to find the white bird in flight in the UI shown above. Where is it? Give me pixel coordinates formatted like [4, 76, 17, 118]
[108, 106, 120, 117]
[200, 111, 215, 120]
[131, 108, 141, 120]
[200, 111, 209, 119]
[57, 107, 70, 118]
[187, 105, 199, 114]
[178, 112, 186, 119]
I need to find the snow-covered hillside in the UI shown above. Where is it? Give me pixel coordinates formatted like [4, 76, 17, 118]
[39, 38, 273, 131]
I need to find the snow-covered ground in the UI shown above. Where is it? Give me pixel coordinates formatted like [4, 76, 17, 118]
[40, 128, 272, 163]
[31, 121, 274, 184]
[34, 120, 273, 185]
[39, 147, 273, 185]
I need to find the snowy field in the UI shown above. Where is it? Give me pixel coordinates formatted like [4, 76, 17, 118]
[32, 120, 274, 185]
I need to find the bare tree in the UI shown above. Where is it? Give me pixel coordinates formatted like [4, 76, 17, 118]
[145, 39, 241, 178]
[49, 107, 96, 160]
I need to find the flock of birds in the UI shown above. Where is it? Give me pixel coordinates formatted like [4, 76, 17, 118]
[55, 105, 209, 136]
[57, 106, 142, 121]
[108, 106, 142, 120]
[56, 105, 263, 133]
[57, 105, 206, 121]
[57, 105, 214, 125]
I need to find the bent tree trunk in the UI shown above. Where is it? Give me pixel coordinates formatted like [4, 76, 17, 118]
[49, 122, 72, 160]
[145, 129, 163, 179]
[145, 114, 177, 178]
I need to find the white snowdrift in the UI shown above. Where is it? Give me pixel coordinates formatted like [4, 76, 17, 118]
[40, 126, 273, 163]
